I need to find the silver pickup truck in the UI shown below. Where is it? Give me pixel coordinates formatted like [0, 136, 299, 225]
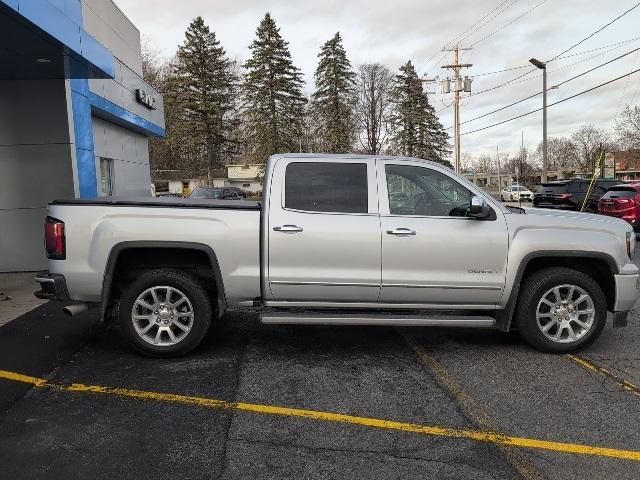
[35, 154, 640, 357]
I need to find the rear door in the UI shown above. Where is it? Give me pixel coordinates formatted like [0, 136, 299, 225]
[266, 157, 381, 302]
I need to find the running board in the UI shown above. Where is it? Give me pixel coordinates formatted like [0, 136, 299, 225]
[260, 312, 495, 327]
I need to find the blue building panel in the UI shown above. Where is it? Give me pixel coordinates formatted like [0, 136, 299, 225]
[0, 0, 115, 79]
[89, 92, 165, 138]
[80, 30, 116, 78]
[49, 0, 83, 25]
[14, 0, 82, 54]
[75, 147, 98, 198]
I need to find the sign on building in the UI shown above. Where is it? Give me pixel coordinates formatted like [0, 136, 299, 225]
[135, 89, 157, 110]
[603, 152, 615, 179]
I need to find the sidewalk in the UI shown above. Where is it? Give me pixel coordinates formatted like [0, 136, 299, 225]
[0, 272, 46, 327]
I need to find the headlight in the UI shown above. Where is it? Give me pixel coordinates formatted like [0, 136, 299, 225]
[626, 231, 635, 260]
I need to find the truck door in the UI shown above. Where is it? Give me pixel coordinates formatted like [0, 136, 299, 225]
[266, 157, 381, 303]
[378, 159, 508, 306]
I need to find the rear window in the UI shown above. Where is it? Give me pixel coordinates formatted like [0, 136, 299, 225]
[537, 183, 568, 194]
[567, 182, 587, 193]
[602, 187, 638, 199]
[285, 162, 368, 213]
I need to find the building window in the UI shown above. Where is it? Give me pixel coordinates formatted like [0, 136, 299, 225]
[99, 157, 114, 196]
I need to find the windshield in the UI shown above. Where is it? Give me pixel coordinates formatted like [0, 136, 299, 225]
[514, 186, 528, 191]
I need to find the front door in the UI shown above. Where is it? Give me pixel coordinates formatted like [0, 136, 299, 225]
[378, 160, 508, 307]
[266, 157, 381, 303]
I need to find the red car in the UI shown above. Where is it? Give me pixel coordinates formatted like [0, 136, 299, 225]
[598, 183, 640, 232]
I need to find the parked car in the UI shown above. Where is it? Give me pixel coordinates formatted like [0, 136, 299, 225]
[155, 192, 183, 198]
[533, 178, 619, 212]
[36, 154, 638, 357]
[225, 187, 248, 198]
[500, 185, 533, 202]
[189, 187, 241, 200]
[598, 183, 640, 232]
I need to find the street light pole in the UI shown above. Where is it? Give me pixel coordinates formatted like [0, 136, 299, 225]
[530, 58, 548, 183]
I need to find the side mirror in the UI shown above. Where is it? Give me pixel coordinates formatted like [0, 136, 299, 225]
[469, 196, 491, 219]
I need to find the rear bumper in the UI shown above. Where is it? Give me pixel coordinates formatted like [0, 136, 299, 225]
[34, 271, 69, 300]
[613, 273, 640, 313]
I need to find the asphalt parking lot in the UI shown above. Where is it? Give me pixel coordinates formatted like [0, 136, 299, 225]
[1, 277, 640, 479]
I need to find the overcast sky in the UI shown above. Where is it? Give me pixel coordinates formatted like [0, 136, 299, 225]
[115, 0, 640, 158]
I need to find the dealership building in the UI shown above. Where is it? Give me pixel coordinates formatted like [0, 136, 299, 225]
[0, 0, 164, 272]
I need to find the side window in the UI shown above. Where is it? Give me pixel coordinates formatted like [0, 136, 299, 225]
[385, 164, 472, 217]
[285, 162, 368, 213]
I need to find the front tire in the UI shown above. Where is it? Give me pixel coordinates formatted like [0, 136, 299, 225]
[118, 269, 212, 357]
[515, 267, 607, 353]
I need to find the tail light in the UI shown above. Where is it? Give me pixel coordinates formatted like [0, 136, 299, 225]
[554, 193, 572, 200]
[44, 217, 65, 260]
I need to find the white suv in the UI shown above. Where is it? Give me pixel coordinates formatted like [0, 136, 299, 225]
[501, 185, 533, 202]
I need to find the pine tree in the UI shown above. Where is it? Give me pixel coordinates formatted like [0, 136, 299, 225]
[243, 13, 307, 162]
[171, 16, 238, 182]
[390, 61, 451, 167]
[311, 32, 356, 153]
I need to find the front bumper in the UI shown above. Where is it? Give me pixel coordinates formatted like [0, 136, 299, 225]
[34, 271, 69, 300]
[613, 272, 640, 312]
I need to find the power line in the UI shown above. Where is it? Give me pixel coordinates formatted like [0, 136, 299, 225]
[614, 50, 640, 118]
[469, 0, 552, 47]
[447, 47, 640, 129]
[548, 2, 640, 62]
[460, 67, 640, 136]
[469, 36, 640, 78]
[555, 36, 640, 60]
[418, 0, 515, 73]
[463, 5, 640, 99]
[456, 0, 520, 46]
[468, 40, 637, 97]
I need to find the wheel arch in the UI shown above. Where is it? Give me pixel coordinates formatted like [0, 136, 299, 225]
[101, 241, 227, 323]
[496, 250, 618, 331]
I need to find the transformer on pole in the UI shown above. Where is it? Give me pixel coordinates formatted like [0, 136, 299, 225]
[441, 45, 472, 174]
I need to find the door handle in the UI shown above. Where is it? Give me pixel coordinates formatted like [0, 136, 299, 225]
[273, 224, 304, 233]
[387, 228, 416, 236]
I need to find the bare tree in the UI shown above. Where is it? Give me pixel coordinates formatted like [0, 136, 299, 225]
[535, 137, 578, 171]
[503, 148, 538, 186]
[615, 105, 640, 150]
[355, 63, 394, 154]
[570, 124, 612, 176]
[479, 154, 496, 173]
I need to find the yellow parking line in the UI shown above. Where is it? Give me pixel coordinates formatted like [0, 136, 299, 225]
[567, 354, 640, 398]
[401, 332, 544, 480]
[1, 368, 640, 462]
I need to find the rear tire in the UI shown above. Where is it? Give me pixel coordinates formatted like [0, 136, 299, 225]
[515, 267, 607, 353]
[118, 269, 212, 357]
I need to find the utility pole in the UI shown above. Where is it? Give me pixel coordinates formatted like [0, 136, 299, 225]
[496, 145, 501, 190]
[529, 58, 548, 182]
[441, 45, 473, 174]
